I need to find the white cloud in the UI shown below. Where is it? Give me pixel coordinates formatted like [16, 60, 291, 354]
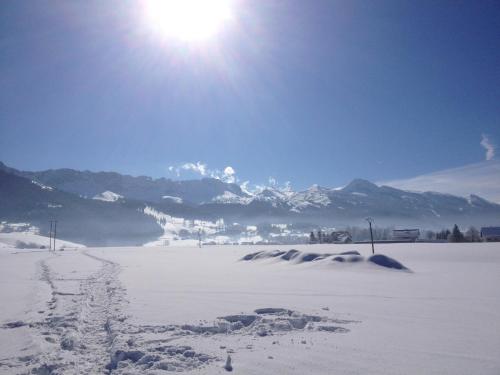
[222, 166, 236, 183]
[480, 134, 495, 161]
[224, 166, 235, 176]
[168, 162, 295, 196]
[168, 162, 207, 178]
[168, 162, 236, 182]
[181, 162, 207, 176]
[381, 160, 500, 203]
[168, 165, 180, 177]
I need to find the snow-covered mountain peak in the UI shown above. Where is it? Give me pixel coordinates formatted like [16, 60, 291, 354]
[342, 179, 379, 193]
[288, 186, 332, 211]
[250, 188, 290, 207]
[259, 188, 285, 199]
[306, 184, 331, 193]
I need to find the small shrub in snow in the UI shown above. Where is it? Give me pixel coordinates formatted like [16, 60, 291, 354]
[15, 240, 40, 249]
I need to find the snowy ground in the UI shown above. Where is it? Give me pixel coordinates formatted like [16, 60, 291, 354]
[0, 242, 499, 374]
[0, 232, 84, 250]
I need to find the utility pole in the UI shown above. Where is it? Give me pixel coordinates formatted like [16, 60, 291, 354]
[53, 220, 57, 251]
[366, 217, 375, 255]
[49, 221, 53, 251]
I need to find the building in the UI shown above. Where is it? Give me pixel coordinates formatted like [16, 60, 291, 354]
[392, 229, 420, 242]
[480, 227, 500, 242]
[330, 231, 352, 243]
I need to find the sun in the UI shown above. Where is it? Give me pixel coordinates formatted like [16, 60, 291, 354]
[144, 0, 233, 42]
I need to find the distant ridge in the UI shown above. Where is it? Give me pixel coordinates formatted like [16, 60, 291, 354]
[1, 161, 500, 246]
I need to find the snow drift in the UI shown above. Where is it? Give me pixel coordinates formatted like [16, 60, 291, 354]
[241, 249, 409, 271]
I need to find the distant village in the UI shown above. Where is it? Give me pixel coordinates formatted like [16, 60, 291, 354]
[2, 219, 500, 248]
[203, 222, 500, 246]
[307, 225, 500, 244]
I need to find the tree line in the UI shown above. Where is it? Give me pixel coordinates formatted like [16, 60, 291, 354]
[433, 224, 481, 242]
[308, 224, 483, 243]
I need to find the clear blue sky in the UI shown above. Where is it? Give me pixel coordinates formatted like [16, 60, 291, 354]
[1, 0, 499, 190]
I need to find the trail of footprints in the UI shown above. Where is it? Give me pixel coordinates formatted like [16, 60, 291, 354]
[1, 253, 358, 374]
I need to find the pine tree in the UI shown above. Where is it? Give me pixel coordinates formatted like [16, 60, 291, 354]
[449, 224, 464, 243]
[309, 231, 316, 244]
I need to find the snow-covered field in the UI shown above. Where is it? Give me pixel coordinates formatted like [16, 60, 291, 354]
[0, 232, 84, 250]
[1, 241, 499, 374]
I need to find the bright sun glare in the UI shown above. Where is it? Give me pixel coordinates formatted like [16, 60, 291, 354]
[144, 0, 233, 42]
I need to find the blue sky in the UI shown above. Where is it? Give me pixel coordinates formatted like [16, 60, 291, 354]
[1, 0, 499, 190]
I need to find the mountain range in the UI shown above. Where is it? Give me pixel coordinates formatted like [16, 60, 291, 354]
[1, 161, 499, 246]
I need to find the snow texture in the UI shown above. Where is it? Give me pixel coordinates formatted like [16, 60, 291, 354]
[1, 242, 499, 374]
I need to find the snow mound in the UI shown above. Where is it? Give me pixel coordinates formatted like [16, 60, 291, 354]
[339, 251, 361, 256]
[368, 254, 408, 270]
[123, 307, 354, 353]
[255, 308, 292, 315]
[219, 314, 259, 326]
[178, 308, 354, 337]
[241, 250, 287, 260]
[299, 253, 325, 262]
[332, 255, 364, 263]
[241, 251, 263, 261]
[106, 345, 215, 372]
[241, 249, 409, 271]
[241, 249, 361, 263]
[281, 249, 300, 261]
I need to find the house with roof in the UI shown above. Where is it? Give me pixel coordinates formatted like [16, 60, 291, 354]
[480, 227, 500, 242]
[392, 229, 420, 242]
